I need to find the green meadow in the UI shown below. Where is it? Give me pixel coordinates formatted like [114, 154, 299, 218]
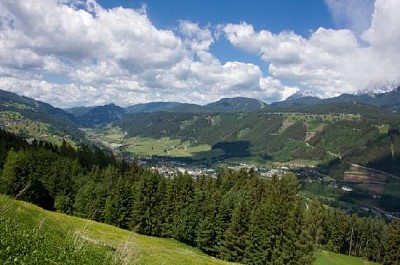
[315, 250, 380, 265]
[0, 195, 381, 265]
[124, 137, 211, 157]
[0, 195, 232, 265]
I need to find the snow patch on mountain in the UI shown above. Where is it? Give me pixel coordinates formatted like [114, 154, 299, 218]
[355, 81, 400, 96]
[287, 90, 319, 100]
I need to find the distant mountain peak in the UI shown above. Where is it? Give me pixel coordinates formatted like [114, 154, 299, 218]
[205, 97, 268, 112]
[355, 81, 400, 96]
[287, 90, 319, 100]
[105, 103, 118, 107]
[94, 103, 123, 110]
[79, 103, 126, 126]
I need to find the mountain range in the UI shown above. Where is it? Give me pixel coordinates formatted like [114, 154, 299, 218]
[0, 89, 83, 141]
[61, 87, 400, 126]
[1, 88, 400, 210]
[272, 87, 400, 112]
[2, 86, 400, 129]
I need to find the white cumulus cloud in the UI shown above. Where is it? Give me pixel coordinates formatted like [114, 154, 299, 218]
[325, 0, 375, 36]
[1, 0, 398, 108]
[223, 0, 400, 98]
[0, 0, 294, 107]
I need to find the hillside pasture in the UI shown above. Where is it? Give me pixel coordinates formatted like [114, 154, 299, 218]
[314, 250, 380, 265]
[344, 164, 388, 194]
[0, 110, 75, 146]
[86, 126, 211, 158]
[0, 195, 234, 265]
[124, 137, 211, 157]
[0, 195, 382, 265]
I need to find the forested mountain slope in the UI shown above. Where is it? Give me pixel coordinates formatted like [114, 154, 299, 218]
[116, 103, 400, 177]
[0, 89, 84, 142]
[124, 97, 269, 114]
[204, 97, 269, 112]
[1, 130, 399, 264]
[78, 104, 126, 126]
[2, 89, 400, 180]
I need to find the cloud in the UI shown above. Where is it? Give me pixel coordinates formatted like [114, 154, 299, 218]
[179, 21, 214, 52]
[224, 23, 360, 97]
[325, 0, 375, 36]
[1, 0, 398, 108]
[362, 0, 400, 52]
[0, 0, 296, 107]
[223, 0, 400, 97]
[3, 0, 182, 68]
[259, 77, 299, 101]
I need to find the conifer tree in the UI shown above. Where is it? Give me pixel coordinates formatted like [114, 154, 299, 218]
[131, 172, 164, 236]
[243, 203, 271, 264]
[73, 180, 107, 222]
[197, 191, 221, 255]
[220, 197, 250, 263]
[292, 200, 314, 265]
[0, 149, 29, 196]
[383, 220, 400, 265]
[172, 172, 195, 216]
[103, 176, 133, 228]
[305, 199, 325, 247]
[159, 177, 175, 237]
[365, 218, 385, 262]
[175, 202, 201, 245]
[214, 191, 238, 257]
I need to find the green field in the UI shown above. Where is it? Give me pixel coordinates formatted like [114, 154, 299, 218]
[124, 137, 211, 157]
[87, 126, 211, 157]
[315, 250, 380, 265]
[0, 195, 233, 265]
[279, 112, 361, 123]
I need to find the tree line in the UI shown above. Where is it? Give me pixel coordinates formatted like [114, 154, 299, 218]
[0, 128, 399, 264]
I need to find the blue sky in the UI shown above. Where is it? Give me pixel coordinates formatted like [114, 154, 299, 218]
[0, 0, 399, 107]
[101, 0, 334, 33]
[98, 0, 334, 69]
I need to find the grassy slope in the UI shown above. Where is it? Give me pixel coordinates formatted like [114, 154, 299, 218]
[124, 137, 210, 157]
[0, 195, 232, 265]
[86, 125, 211, 157]
[0, 195, 380, 265]
[0, 111, 76, 147]
[315, 250, 380, 265]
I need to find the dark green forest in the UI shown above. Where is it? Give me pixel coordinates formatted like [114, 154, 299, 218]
[1, 129, 399, 264]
